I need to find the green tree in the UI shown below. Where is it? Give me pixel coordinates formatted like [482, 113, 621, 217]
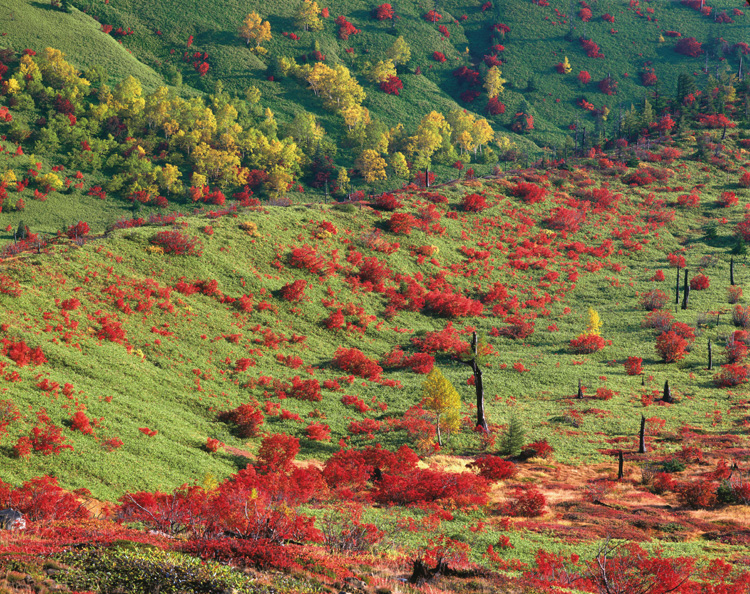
[500, 416, 525, 456]
[422, 368, 461, 446]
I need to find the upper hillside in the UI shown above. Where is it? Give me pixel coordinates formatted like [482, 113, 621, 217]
[9, 0, 747, 146]
[0, 0, 748, 237]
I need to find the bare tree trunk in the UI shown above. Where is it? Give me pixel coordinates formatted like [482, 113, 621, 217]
[681, 269, 690, 310]
[662, 379, 673, 403]
[708, 339, 713, 370]
[731, 257, 735, 286]
[577, 378, 584, 399]
[618, 450, 624, 480]
[639, 414, 647, 454]
[461, 332, 488, 432]
[675, 266, 680, 304]
[436, 413, 442, 446]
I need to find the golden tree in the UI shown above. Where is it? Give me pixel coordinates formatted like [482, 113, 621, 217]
[239, 12, 271, 53]
[483, 66, 506, 98]
[586, 308, 602, 336]
[561, 56, 572, 74]
[422, 368, 461, 446]
[356, 149, 387, 182]
[295, 0, 323, 32]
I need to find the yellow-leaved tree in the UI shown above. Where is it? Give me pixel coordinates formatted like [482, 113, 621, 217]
[239, 12, 271, 54]
[422, 368, 461, 446]
[586, 308, 602, 336]
[356, 149, 387, 182]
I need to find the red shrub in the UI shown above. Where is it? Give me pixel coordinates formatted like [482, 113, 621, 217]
[1, 340, 47, 367]
[66, 221, 90, 239]
[375, 469, 489, 505]
[424, 10, 442, 22]
[432, 51, 447, 62]
[675, 37, 703, 57]
[288, 245, 327, 274]
[486, 97, 506, 115]
[655, 331, 688, 363]
[580, 37, 604, 58]
[405, 352, 435, 374]
[30, 417, 73, 456]
[505, 487, 546, 517]
[218, 403, 265, 437]
[598, 76, 618, 95]
[624, 356, 643, 375]
[332, 347, 383, 381]
[380, 75, 403, 95]
[411, 323, 468, 355]
[728, 286, 743, 304]
[739, 171, 750, 188]
[578, 70, 591, 84]
[713, 363, 749, 387]
[336, 16, 360, 40]
[5, 475, 89, 521]
[424, 289, 484, 317]
[306, 422, 331, 441]
[717, 192, 738, 208]
[205, 438, 223, 453]
[150, 230, 203, 256]
[323, 445, 419, 490]
[640, 289, 668, 311]
[373, 3, 394, 20]
[675, 480, 717, 509]
[280, 279, 308, 303]
[511, 181, 547, 204]
[569, 334, 605, 354]
[677, 193, 700, 208]
[374, 193, 402, 211]
[287, 376, 322, 401]
[468, 456, 517, 481]
[388, 213, 418, 235]
[461, 193, 488, 212]
[689, 274, 710, 290]
[525, 439, 553, 459]
[70, 410, 93, 435]
[257, 434, 299, 472]
[733, 304, 750, 328]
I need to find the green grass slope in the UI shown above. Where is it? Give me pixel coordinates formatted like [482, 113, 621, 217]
[0, 0, 164, 89]
[1, 132, 749, 502]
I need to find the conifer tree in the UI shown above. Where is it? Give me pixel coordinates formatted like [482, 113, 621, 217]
[500, 416, 525, 456]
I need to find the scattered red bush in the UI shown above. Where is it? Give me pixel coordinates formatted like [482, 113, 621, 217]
[640, 289, 668, 311]
[675, 37, 703, 57]
[305, 422, 331, 441]
[655, 331, 688, 363]
[150, 230, 203, 256]
[713, 363, 749, 387]
[717, 192, 738, 208]
[504, 487, 546, 517]
[624, 356, 643, 375]
[218, 403, 265, 437]
[461, 193, 489, 212]
[332, 347, 383, 381]
[569, 334, 605, 354]
[280, 279, 308, 303]
[468, 456, 517, 481]
[689, 274, 709, 290]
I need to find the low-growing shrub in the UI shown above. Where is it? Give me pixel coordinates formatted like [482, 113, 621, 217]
[640, 289, 668, 311]
[504, 487, 546, 517]
[149, 230, 203, 256]
[217, 403, 265, 437]
[569, 334, 605, 354]
[467, 456, 517, 481]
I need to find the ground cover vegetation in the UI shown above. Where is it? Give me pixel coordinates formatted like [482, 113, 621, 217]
[0, 0, 750, 593]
